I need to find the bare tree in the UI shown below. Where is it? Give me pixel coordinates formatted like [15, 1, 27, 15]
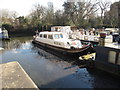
[0, 9, 18, 25]
[10, 11, 18, 20]
[98, 1, 111, 25]
[63, 0, 99, 27]
[28, 4, 47, 27]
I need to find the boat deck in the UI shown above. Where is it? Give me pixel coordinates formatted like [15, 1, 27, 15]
[105, 42, 120, 49]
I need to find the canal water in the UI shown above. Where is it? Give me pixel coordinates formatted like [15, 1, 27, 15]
[0, 37, 120, 88]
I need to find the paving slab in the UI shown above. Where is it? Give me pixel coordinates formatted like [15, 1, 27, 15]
[0, 61, 39, 89]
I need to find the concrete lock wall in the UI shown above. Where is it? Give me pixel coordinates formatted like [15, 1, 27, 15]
[94, 46, 120, 76]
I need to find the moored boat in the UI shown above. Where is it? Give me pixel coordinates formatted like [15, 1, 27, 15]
[32, 31, 92, 56]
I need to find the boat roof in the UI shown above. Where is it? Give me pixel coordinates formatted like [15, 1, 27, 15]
[39, 31, 63, 34]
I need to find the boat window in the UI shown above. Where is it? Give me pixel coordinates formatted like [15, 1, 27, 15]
[54, 34, 59, 39]
[60, 34, 63, 38]
[48, 35, 53, 39]
[43, 34, 47, 38]
[40, 34, 42, 37]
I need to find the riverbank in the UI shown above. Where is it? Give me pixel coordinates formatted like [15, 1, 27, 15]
[8, 29, 35, 37]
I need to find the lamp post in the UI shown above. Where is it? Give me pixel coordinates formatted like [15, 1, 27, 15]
[118, 1, 120, 44]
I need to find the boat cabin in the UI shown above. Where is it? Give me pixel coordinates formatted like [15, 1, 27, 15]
[35, 31, 82, 49]
[39, 32, 64, 39]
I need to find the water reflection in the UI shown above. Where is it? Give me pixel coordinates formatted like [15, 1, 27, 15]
[32, 43, 92, 69]
[1, 37, 33, 50]
[1, 37, 120, 88]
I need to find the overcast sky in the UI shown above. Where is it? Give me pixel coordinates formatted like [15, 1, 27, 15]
[0, 0, 118, 16]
